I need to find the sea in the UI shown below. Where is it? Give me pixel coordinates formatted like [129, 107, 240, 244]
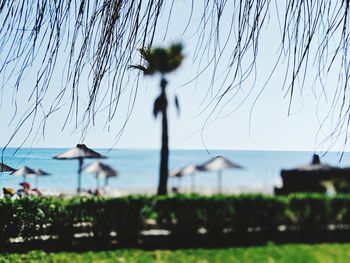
[1, 148, 350, 195]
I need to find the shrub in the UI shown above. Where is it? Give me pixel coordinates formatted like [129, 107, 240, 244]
[287, 194, 331, 232]
[0, 198, 21, 242]
[155, 194, 207, 237]
[1, 193, 350, 246]
[232, 195, 288, 234]
[202, 195, 235, 236]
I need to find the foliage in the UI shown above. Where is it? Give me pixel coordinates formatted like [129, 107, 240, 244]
[131, 43, 184, 75]
[3, 194, 350, 246]
[154, 194, 208, 237]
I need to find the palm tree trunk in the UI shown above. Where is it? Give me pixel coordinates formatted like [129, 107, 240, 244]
[157, 78, 169, 195]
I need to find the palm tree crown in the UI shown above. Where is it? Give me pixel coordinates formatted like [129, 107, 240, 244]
[132, 43, 184, 76]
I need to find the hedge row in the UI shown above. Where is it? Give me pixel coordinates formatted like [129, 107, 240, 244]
[1, 194, 350, 244]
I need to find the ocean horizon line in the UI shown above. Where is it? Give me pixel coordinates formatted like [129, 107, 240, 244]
[0, 146, 347, 153]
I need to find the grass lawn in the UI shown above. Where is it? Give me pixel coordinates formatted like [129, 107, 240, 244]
[1, 243, 350, 262]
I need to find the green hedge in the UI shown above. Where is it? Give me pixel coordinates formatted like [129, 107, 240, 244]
[2, 194, 350, 244]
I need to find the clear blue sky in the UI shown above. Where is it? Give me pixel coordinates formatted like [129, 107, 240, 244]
[0, 2, 345, 151]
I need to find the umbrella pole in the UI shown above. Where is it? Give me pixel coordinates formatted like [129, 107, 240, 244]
[217, 170, 222, 194]
[96, 173, 100, 189]
[177, 177, 181, 190]
[191, 173, 195, 193]
[77, 158, 83, 195]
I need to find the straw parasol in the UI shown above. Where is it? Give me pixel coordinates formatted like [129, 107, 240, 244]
[276, 154, 350, 194]
[53, 144, 106, 194]
[170, 163, 197, 192]
[83, 161, 118, 189]
[291, 154, 334, 172]
[0, 162, 15, 173]
[11, 166, 37, 183]
[196, 156, 243, 193]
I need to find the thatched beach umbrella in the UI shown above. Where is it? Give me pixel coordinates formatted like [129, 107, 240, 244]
[53, 144, 106, 194]
[83, 161, 117, 189]
[292, 154, 333, 171]
[0, 162, 15, 173]
[196, 156, 243, 193]
[276, 154, 350, 194]
[11, 166, 37, 183]
[170, 163, 197, 192]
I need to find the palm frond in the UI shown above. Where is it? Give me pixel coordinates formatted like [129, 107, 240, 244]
[129, 64, 147, 73]
[153, 96, 163, 118]
[174, 95, 180, 116]
[133, 43, 184, 76]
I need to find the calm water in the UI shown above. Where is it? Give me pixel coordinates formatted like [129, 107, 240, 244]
[1, 148, 350, 194]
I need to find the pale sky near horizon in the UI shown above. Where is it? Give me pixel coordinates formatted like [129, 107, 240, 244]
[0, 1, 347, 152]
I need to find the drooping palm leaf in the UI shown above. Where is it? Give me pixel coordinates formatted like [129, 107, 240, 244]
[174, 95, 180, 116]
[153, 95, 167, 118]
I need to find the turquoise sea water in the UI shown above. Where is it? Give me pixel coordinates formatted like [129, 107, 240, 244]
[1, 148, 350, 194]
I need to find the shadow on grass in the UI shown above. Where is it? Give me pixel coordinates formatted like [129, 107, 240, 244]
[3, 230, 350, 253]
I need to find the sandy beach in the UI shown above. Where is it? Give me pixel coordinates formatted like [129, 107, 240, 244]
[34, 184, 275, 198]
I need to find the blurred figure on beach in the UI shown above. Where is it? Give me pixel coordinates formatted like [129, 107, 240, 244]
[17, 182, 30, 197]
[16, 182, 42, 197]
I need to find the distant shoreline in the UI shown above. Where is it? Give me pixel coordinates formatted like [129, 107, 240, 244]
[33, 184, 275, 198]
